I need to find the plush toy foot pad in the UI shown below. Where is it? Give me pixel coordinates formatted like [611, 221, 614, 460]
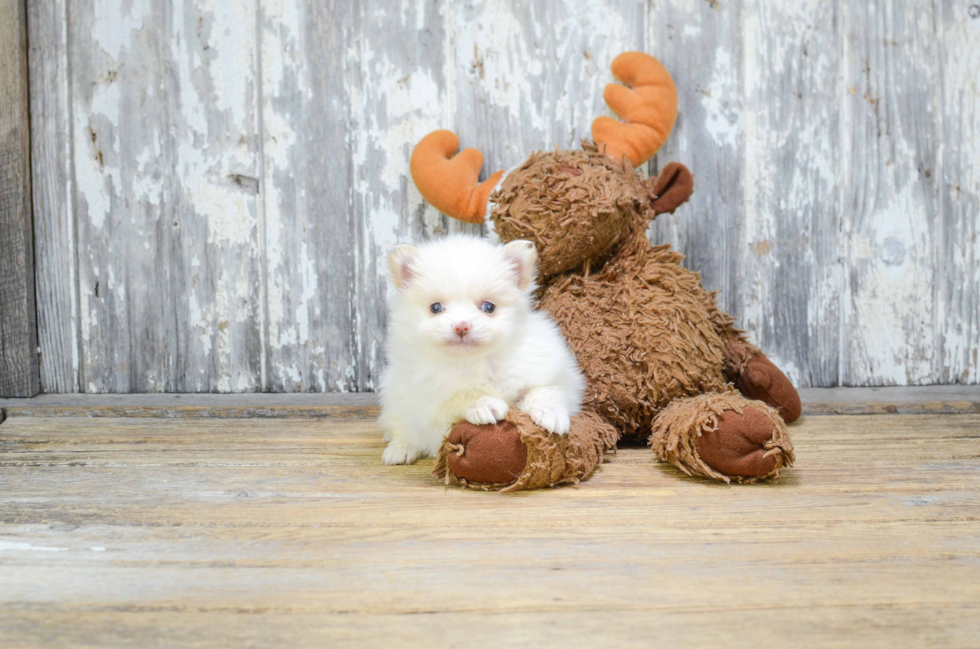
[735, 355, 803, 423]
[650, 391, 795, 483]
[434, 409, 619, 492]
[696, 406, 783, 477]
[443, 419, 527, 485]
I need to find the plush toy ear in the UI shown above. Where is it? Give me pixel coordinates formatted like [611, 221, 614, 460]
[389, 245, 419, 290]
[649, 162, 695, 215]
[501, 240, 538, 290]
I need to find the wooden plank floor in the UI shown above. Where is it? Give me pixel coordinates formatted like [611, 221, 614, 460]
[3, 385, 980, 418]
[1, 412, 979, 647]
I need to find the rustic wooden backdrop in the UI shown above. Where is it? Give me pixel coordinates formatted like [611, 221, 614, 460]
[19, 0, 980, 394]
[1, 0, 38, 397]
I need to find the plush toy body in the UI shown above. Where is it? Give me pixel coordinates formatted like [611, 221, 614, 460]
[411, 53, 801, 489]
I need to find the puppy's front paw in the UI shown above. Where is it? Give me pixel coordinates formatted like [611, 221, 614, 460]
[526, 406, 571, 435]
[465, 396, 509, 426]
[382, 442, 419, 466]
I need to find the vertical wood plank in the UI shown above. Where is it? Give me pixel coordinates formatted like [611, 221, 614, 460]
[450, 0, 645, 193]
[68, 0, 263, 392]
[646, 0, 744, 350]
[937, 1, 980, 384]
[260, 0, 357, 392]
[28, 0, 79, 393]
[736, 0, 842, 387]
[262, 0, 450, 392]
[839, 0, 943, 385]
[0, 0, 40, 397]
[347, 0, 453, 389]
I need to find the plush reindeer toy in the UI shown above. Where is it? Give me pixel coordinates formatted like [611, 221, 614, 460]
[409, 52, 801, 491]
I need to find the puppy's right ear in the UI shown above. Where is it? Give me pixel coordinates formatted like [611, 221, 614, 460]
[389, 245, 419, 290]
[501, 239, 538, 290]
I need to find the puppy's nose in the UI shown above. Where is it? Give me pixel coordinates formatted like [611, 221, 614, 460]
[453, 321, 471, 337]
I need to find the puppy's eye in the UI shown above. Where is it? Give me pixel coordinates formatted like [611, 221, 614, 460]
[429, 303, 444, 314]
[480, 301, 496, 314]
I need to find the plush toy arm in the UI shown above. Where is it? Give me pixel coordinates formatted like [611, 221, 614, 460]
[592, 52, 679, 168]
[702, 295, 802, 424]
[410, 130, 505, 224]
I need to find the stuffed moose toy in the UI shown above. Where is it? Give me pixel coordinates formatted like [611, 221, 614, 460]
[409, 52, 801, 491]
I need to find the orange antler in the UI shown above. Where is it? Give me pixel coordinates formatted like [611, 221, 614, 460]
[409, 130, 504, 224]
[592, 52, 678, 168]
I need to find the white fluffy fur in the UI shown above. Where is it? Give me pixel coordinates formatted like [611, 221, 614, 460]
[378, 234, 585, 465]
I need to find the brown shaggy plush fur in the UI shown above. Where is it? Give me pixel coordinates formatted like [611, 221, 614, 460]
[424, 141, 799, 488]
[409, 54, 802, 490]
[541, 232, 729, 439]
[481, 145, 797, 486]
[490, 143, 656, 277]
[433, 409, 619, 492]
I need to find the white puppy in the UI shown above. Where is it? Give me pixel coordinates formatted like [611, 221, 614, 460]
[379, 234, 585, 465]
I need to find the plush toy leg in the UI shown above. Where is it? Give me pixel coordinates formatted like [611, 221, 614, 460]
[700, 295, 802, 423]
[650, 391, 794, 483]
[729, 352, 802, 423]
[433, 408, 618, 492]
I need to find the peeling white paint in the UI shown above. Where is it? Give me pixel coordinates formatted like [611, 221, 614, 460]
[194, 181, 254, 246]
[702, 48, 742, 150]
[261, 0, 307, 365]
[294, 242, 318, 345]
[34, 0, 980, 392]
[91, 0, 149, 60]
[73, 82, 121, 231]
[0, 541, 68, 552]
[938, 7, 980, 384]
[201, 0, 254, 128]
[188, 291, 211, 357]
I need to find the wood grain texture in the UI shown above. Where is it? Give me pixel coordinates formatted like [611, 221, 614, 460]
[2, 385, 980, 419]
[938, 0, 980, 384]
[259, 0, 358, 392]
[647, 0, 746, 350]
[739, 0, 841, 387]
[27, 0, 78, 394]
[1, 413, 979, 646]
[652, 0, 980, 389]
[25, 0, 980, 392]
[0, 0, 39, 397]
[841, 0, 942, 386]
[50, 0, 264, 393]
[0, 392, 382, 419]
[453, 0, 645, 177]
[259, 0, 461, 392]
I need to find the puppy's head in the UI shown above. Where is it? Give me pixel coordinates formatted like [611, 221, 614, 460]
[388, 235, 538, 358]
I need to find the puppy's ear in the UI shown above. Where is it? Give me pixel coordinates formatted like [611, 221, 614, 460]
[389, 245, 419, 290]
[501, 240, 538, 290]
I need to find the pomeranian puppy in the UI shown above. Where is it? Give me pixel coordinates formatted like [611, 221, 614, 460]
[379, 235, 585, 465]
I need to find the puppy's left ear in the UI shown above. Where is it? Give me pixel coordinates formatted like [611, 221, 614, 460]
[502, 240, 538, 290]
[389, 245, 419, 290]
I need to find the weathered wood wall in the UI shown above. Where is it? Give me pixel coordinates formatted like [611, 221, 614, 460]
[1, 0, 40, 397]
[25, 0, 980, 393]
